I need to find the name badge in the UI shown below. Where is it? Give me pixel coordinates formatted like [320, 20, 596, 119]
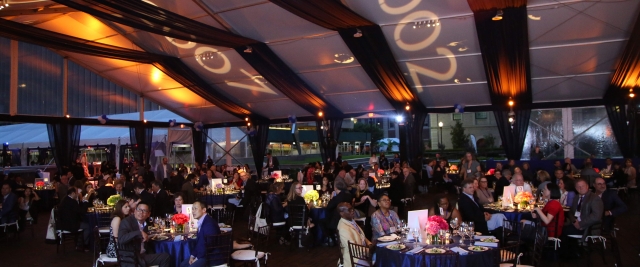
[439, 207, 444, 215]
[390, 227, 396, 233]
[467, 169, 472, 173]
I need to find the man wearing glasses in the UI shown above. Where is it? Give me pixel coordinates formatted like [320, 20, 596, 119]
[118, 202, 170, 267]
[594, 177, 626, 232]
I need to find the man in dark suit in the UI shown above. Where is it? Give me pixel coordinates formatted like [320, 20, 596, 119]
[458, 179, 490, 235]
[56, 174, 70, 206]
[494, 169, 511, 201]
[181, 174, 196, 204]
[96, 176, 117, 203]
[594, 177, 627, 232]
[326, 180, 353, 230]
[564, 179, 603, 240]
[181, 201, 221, 267]
[118, 202, 170, 267]
[151, 180, 171, 217]
[264, 152, 280, 173]
[134, 183, 155, 213]
[58, 187, 91, 251]
[239, 171, 259, 207]
[1, 183, 18, 224]
[402, 167, 416, 199]
[155, 157, 173, 183]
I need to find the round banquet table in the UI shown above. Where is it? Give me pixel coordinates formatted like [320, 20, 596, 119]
[35, 189, 56, 211]
[375, 240, 498, 267]
[310, 207, 327, 246]
[151, 237, 198, 267]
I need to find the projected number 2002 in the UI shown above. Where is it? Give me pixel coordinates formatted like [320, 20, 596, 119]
[380, 0, 457, 92]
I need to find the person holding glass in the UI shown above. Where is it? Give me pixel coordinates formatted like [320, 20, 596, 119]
[428, 195, 462, 224]
[370, 194, 401, 240]
[531, 183, 564, 238]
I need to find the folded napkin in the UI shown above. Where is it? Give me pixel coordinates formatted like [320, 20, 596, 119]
[377, 241, 398, 247]
[406, 246, 423, 255]
[221, 227, 232, 232]
[474, 235, 496, 240]
[474, 242, 498, 247]
[450, 246, 468, 255]
[173, 235, 184, 242]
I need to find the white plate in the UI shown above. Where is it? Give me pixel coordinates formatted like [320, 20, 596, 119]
[377, 235, 398, 242]
[424, 248, 446, 254]
[480, 238, 499, 243]
[468, 246, 489, 252]
[386, 244, 406, 251]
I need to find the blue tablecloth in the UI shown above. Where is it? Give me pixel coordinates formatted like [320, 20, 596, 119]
[375, 242, 497, 267]
[152, 238, 197, 267]
[310, 207, 327, 245]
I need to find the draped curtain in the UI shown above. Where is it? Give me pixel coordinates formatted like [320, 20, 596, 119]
[315, 120, 343, 165]
[466, 0, 527, 11]
[406, 112, 428, 162]
[129, 125, 153, 165]
[605, 104, 636, 158]
[192, 127, 209, 166]
[248, 124, 270, 174]
[604, 5, 640, 102]
[493, 109, 531, 160]
[47, 123, 81, 173]
[471, 5, 533, 159]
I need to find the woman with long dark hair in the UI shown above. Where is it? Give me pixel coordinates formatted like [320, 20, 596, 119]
[19, 187, 40, 225]
[428, 195, 462, 224]
[106, 199, 131, 258]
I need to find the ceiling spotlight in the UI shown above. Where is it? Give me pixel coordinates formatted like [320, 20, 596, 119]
[405, 103, 410, 111]
[354, 28, 363, 38]
[436, 20, 440, 26]
[143, 119, 147, 123]
[245, 117, 249, 121]
[458, 47, 468, 52]
[427, 22, 431, 27]
[493, 10, 504, 21]
[334, 53, 354, 64]
[454, 79, 460, 84]
[395, 115, 404, 123]
[508, 97, 514, 107]
[247, 122, 251, 127]
[630, 88, 635, 98]
[528, 15, 541, 21]
[447, 42, 459, 47]
[318, 111, 323, 117]
[368, 113, 374, 118]
[180, 124, 185, 128]
[65, 114, 70, 118]
[243, 46, 252, 53]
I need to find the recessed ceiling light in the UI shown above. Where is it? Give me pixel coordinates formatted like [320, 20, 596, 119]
[334, 53, 354, 64]
[458, 47, 468, 52]
[447, 42, 460, 47]
[528, 15, 541, 21]
[454, 79, 460, 84]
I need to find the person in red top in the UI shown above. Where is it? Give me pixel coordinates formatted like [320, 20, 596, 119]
[532, 182, 565, 237]
[229, 172, 243, 190]
[306, 162, 316, 185]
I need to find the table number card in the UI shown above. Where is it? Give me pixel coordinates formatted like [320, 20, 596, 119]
[516, 186, 524, 193]
[181, 204, 198, 233]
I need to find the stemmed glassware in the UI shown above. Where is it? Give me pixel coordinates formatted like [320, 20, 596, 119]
[411, 228, 420, 243]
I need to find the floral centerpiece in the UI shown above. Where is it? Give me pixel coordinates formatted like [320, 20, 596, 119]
[271, 172, 280, 179]
[425, 215, 449, 244]
[172, 213, 190, 233]
[514, 191, 534, 209]
[304, 190, 319, 205]
[215, 183, 223, 193]
[448, 165, 458, 173]
[35, 181, 45, 190]
[106, 195, 122, 207]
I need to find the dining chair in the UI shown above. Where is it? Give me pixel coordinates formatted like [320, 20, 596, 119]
[204, 231, 233, 267]
[287, 204, 308, 250]
[336, 229, 344, 267]
[347, 241, 373, 267]
[93, 227, 117, 267]
[54, 206, 83, 253]
[497, 243, 521, 267]
[428, 252, 460, 267]
[230, 224, 270, 267]
[211, 208, 236, 227]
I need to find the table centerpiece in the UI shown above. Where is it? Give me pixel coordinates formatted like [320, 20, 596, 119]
[304, 189, 319, 206]
[425, 215, 449, 244]
[172, 213, 190, 233]
[514, 191, 534, 209]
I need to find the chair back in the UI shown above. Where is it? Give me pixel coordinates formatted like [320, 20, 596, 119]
[347, 241, 372, 267]
[428, 253, 460, 267]
[335, 229, 343, 266]
[288, 204, 307, 230]
[213, 208, 235, 226]
[502, 218, 524, 245]
[530, 225, 548, 266]
[92, 227, 102, 262]
[204, 231, 233, 267]
[496, 242, 520, 266]
[115, 236, 143, 267]
[95, 208, 113, 228]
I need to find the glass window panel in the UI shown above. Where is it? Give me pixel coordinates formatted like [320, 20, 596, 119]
[18, 42, 63, 116]
[0, 37, 10, 114]
[571, 107, 621, 159]
[522, 109, 565, 160]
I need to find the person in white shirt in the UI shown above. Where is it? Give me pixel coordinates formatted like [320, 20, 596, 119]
[369, 153, 378, 168]
[502, 173, 533, 203]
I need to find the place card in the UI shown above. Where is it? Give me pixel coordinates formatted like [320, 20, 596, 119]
[473, 242, 498, 248]
[450, 247, 468, 255]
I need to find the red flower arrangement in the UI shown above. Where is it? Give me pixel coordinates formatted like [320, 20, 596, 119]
[35, 181, 45, 187]
[594, 168, 600, 173]
[377, 169, 385, 175]
[172, 213, 190, 225]
[425, 215, 449, 235]
[270, 172, 280, 179]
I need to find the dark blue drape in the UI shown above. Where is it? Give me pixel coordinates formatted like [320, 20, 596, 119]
[605, 104, 636, 158]
[315, 119, 343, 165]
[248, 124, 270, 174]
[192, 127, 209, 166]
[47, 123, 81, 173]
[129, 125, 153, 165]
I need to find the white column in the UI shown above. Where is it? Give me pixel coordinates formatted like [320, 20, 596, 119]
[225, 127, 231, 166]
[562, 108, 574, 159]
[62, 58, 68, 116]
[9, 40, 18, 116]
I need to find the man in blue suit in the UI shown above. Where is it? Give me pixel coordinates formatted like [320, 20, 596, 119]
[181, 200, 221, 267]
[1, 183, 18, 224]
[594, 177, 627, 232]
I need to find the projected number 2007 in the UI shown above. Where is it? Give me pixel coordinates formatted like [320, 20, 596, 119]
[380, 0, 457, 93]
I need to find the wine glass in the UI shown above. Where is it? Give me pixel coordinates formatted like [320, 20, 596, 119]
[412, 228, 420, 243]
[469, 222, 475, 234]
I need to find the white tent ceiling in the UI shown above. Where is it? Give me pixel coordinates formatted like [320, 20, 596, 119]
[1, 0, 638, 124]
